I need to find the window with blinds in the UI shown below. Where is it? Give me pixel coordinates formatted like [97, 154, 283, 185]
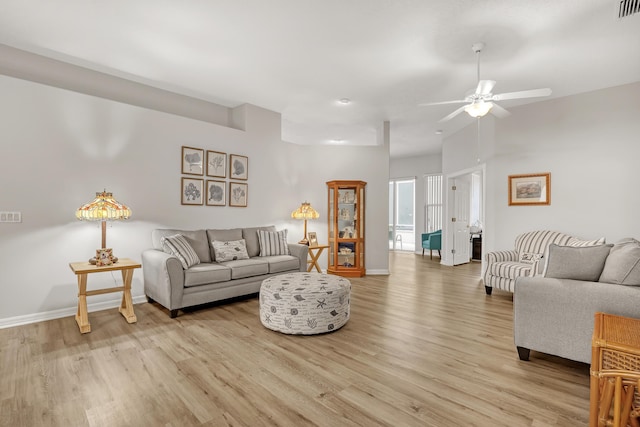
[425, 174, 443, 233]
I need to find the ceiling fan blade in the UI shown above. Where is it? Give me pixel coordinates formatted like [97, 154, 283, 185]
[491, 88, 552, 101]
[490, 103, 511, 118]
[439, 105, 467, 122]
[475, 80, 496, 95]
[419, 99, 468, 106]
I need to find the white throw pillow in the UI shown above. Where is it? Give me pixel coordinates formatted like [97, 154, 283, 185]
[212, 239, 250, 262]
[161, 234, 200, 269]
[257, 229, 290, 256]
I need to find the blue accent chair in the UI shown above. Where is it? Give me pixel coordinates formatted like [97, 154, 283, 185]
[421, 230, 442, 259]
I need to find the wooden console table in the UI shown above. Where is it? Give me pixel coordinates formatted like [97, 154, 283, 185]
[307, 245, 329, 273]
[69, 258, 141, 333]
[590, 312, 640, 426]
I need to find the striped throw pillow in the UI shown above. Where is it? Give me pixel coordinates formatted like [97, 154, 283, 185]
[161, 234, 200, 269]
[258, 229, 290, 256]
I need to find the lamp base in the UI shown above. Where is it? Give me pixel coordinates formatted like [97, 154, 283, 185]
[89, 256, 119, 265]
[298, 238, 309, 245]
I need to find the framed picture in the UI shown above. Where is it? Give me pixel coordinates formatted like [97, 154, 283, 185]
[206, 180, 226, 206]
[229, 154, 248, 180]
[181, 177, 204, 205]
[229, 182, 248, 207]
[206, 150, 226, 178]
[308, 232, 318, 247]
[508, 173, 551, 206]
[182, 146, 204, 175]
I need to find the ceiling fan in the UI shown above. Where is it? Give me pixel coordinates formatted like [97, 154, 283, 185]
[421, 42, 552, 122]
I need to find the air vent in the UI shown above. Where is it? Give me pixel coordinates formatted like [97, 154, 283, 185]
[618, 0, 640, 18]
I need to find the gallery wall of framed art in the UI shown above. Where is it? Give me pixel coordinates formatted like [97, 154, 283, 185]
[180, 145, 248, 207]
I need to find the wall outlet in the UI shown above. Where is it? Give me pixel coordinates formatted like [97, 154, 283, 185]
[0, 212, 22, 223]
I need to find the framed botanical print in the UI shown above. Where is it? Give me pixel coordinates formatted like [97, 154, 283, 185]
[308, 232, 318, 247]
[229, 154, 248, 180]
[182, 146, 204, 175]
[181, 177, 204, 205]
[508, 173, 551, 206]
[229, 182, 248, 207]
[206, 180, 226, 206]
[206, 150, 226, 178]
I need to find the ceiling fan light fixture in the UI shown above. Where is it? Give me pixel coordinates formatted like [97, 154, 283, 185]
[465, 101, 493, 118]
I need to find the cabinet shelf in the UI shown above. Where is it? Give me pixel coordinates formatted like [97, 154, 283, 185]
[327, 180, 366, 277]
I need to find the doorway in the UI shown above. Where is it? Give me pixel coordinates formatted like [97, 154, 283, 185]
[389, 178, 415, 252]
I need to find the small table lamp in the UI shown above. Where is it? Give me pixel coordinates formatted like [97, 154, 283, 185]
[76, 190, 131, 264]
[291, 201, 319, 245]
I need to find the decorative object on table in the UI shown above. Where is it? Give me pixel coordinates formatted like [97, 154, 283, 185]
[229, 182, 248, 207]
[508, 173, 551, 206]
[206, 150, 226, 177]
[327, 180, 366, 277]
[308, 232, 318, 247]
[95, 248, 114, 266]
[291, 201, 320, 245]
[206, 180, 226, 206]
[181, 146, 204, 175]
[229, 154, 248, 180]
[75, 190, 131, 264]
[181, 177, 204, 205]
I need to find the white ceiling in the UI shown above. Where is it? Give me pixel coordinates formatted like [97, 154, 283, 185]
[0, 1, 638, 158]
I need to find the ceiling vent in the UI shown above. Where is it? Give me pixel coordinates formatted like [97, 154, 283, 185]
[618, 0, 640, 18]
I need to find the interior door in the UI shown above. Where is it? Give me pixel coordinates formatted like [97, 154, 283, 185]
[452, 175, 471, 265]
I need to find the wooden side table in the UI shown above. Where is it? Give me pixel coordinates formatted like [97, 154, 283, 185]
[590, 312, 640, 426]
[307, 245, 329, 273]
[69, 258, 141, 333]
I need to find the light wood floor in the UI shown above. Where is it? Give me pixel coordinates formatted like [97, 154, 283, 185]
[0, 252, 590, 426]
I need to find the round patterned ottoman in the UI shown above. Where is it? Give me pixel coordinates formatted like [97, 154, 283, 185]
[259, 272, 351, 335]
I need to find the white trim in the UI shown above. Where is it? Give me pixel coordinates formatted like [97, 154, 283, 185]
[366, 269, 390, 275]
[0, 295, 148, 329]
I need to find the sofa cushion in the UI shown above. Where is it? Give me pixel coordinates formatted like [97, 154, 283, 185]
[218, 258, 269, 279]
[212, 239, 250, 262]
[152, 229, 211, 263]
[566, 237, 606, 247]
[599, 238, 640, 286]
[487, 261, 533, 280]
[184, 263, 232, 287]
[264, 255, 300, 273]
[543, 243, 613, 281]
[257, 229, 290, 256]
[160, 234, 201, 269]
[206, 228, 243, 260]
[243, 226, 276, 257]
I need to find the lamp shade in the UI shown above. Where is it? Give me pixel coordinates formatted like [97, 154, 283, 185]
[465, 100, 493, 118]
[76, 191, 131, 221]
[291, 202, 319, 220]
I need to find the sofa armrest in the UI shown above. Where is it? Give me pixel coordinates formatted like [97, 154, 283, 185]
[141, 249, 185, 310]
[287, 243, 309, 272]
[514, 276, 640, 363]
[486, 250, 518, 264]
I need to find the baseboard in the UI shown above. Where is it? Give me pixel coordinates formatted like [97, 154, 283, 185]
[0, 295, 148, 330]
[366, 269, 390, 275]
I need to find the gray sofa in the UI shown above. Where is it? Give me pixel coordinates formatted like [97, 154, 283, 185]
[514, 238, 640, 363]
[142, 226, 308, 317]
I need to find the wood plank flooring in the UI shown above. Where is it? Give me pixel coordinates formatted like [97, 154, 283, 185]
[0, 252, 591, 426]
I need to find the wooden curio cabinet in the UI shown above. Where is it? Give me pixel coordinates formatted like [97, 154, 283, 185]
[327, 180, 366, 277]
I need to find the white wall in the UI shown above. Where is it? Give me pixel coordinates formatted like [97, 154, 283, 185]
[442, 82, 640, 268]
[0, 74, 389, 325]
[390, 154, 442, 253]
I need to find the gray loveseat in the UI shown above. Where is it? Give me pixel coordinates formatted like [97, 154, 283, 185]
[514, 238, 640, 363]
[142, 226, 308, 317]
